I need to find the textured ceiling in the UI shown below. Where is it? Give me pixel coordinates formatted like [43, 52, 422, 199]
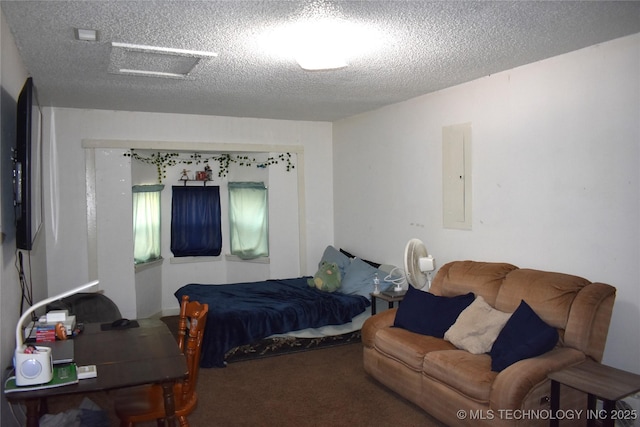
[2, 1, 639, 122]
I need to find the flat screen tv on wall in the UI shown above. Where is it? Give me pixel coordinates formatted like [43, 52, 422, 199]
[13, 77, 43, 251]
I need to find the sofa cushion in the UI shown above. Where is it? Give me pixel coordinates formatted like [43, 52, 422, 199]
[494, 268, 590, 329]
[423, 350, 496, 403]
[374, 327, 457, 371]
[429, 261, 518, 306]
[444, 295, 512, 354]
[393, 286, 474, 338]
[490, 300, 559, 372]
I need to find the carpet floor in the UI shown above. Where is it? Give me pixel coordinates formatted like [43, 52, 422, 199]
[44, 342, 445, 426]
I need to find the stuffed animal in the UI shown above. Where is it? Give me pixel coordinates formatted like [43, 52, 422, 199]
[308, 261, 341, 292]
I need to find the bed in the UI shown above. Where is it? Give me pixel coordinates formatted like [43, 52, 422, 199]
[174, 246, 398, 368]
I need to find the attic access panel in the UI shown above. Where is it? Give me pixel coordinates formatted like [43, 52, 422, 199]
[108, 42, 217, 79]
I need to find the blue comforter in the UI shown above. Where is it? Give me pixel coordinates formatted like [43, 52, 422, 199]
[175, 277, 370, 367]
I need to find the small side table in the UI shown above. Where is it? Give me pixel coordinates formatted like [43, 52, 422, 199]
[548, 359, 640, 427]
[370, 290, 406, 315]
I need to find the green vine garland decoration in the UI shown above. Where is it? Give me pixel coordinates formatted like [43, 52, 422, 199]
[124, 150, 294, 183]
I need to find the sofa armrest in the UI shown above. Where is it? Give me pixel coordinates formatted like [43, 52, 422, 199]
[490, 347, 585, 410]
[361, 309, 397, 348]
[564, 282, 616, 362]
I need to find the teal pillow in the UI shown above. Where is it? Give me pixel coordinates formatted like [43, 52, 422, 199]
[340, 257, 390, 297]
[489, 300, 558, 372]
[319, 245, 351, 280]
[393, 286, 475, 338]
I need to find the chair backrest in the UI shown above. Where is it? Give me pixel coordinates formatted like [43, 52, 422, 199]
[176, 295, 208, 402]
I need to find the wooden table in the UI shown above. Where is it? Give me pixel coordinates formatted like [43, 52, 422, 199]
[5, 319, 187, 427]
[548, 359, 640, 427]
[370, 290, 406, 315]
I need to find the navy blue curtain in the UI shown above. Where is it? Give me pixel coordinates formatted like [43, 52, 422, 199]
[171, 186, 222, 257]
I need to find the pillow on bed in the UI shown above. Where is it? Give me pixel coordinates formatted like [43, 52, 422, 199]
[340, 257, 391, 297]
[320, 245, 352, 279]
[444, 295, 512, 354]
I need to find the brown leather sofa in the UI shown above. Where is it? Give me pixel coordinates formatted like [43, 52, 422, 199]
[362, 261, 616, 426]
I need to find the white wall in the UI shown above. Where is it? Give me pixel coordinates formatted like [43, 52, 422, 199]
[45, 109, 333, 318]
[1, 10, 48, 427]
[333, 34, 640, 374]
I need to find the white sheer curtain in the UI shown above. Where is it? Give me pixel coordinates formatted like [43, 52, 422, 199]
[132, 185, 163, 264]
[228, 182, 268, 259]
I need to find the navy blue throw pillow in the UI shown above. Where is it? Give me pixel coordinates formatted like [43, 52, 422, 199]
[393, 286, 474, 338]
[490, 300, 558, 372]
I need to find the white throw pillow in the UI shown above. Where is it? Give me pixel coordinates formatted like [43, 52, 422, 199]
[444, 295, 512, 354]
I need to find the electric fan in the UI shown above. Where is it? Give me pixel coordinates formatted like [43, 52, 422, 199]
[404, 238, 435, 289]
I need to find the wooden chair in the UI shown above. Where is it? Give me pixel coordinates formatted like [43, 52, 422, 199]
[114, 296, 208, 427]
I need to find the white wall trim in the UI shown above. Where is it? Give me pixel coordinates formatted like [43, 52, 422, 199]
[81, 139, 304, 154]
[296, 151, 307, 274]
[85, 148, 98, 281]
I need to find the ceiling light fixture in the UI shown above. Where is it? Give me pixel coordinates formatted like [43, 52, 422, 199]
[291, 20, 348, 71]
[74, 28, 98, 42]
[259, 18, 384, 72]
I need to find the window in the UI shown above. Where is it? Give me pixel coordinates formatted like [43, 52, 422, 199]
[228, 182, 268, 259]
[171, 186, 222, 257]
[132, 185, 163, 264]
